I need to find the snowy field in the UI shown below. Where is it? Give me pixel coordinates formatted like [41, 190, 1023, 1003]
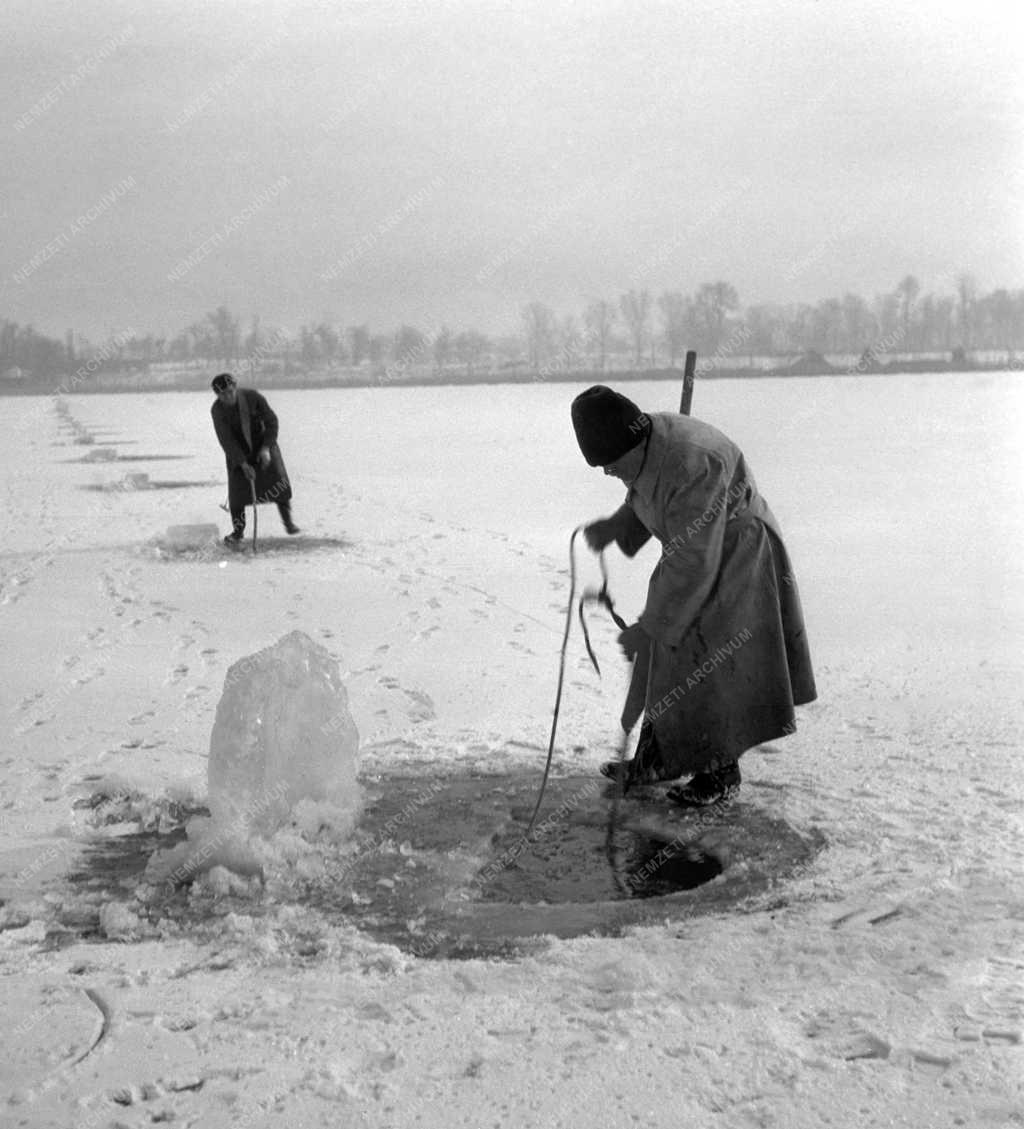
[1, 373, 1022, 1127]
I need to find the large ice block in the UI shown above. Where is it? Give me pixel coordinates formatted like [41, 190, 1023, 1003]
[207, 631, 360, 834]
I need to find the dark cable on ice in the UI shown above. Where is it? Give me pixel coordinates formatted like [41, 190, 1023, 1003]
[524, 527, 628, 853]
[523, 525, 585, 839]
[578, 550, 628, 676]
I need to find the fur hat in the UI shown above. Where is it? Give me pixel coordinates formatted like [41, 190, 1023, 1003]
[570, 385, 650, 466]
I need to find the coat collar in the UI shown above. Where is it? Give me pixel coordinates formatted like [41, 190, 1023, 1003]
[627, 413, 670, 507]
[216, 388, 253, 451]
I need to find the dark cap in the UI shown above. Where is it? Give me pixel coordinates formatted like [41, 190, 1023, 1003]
[211, 372, 236, 392]
[570, 385, 650, 466]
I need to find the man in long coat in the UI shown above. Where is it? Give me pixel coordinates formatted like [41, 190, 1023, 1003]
[210, 373, 298, 543]
[572, 385, 816, 807]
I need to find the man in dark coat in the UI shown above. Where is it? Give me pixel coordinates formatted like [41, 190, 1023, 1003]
[571, 385, 816, 808]
[210, 373, 299, 544]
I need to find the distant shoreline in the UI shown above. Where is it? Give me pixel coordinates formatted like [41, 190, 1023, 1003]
[1, 358, 1020, 397]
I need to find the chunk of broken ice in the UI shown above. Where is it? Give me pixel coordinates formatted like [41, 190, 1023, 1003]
[83, 447, 118, 462]
[163, 524, 220, 550]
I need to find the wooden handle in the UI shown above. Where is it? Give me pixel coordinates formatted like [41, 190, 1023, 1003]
[680, 350, 696, 415]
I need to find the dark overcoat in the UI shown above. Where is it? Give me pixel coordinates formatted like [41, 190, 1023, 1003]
[211, 388, 292, 511]
[609, 412, 816, 777]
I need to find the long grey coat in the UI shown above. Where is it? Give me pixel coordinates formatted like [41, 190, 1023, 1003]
[609, 412, 816, 777]
[211, 388, 292, 512]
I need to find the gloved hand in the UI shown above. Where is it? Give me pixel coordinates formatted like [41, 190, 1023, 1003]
[618, 621, 648, 661]
[241, 463, 256, 482]
[583, 517, 617, 552]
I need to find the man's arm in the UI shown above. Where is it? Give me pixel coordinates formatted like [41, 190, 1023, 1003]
[611, 503, 652, 557]
[249, 392, 279, 447]
[211, 405, 249, 468]
[584, 504, 652, 555]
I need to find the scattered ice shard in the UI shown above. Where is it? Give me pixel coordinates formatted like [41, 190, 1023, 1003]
[83, 447, 118, 461]
[163, 524, 220, 550]
[207, 630, 360, 835]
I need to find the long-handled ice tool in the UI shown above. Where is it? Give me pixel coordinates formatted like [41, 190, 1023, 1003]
[250, 475, 258, 555]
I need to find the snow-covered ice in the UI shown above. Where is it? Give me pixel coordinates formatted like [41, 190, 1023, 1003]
[1, 373, 1022, 1127]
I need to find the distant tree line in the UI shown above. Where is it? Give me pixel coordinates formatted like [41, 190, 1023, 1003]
[3, 274, 1023, 384]
[523, 276, 1024, 374]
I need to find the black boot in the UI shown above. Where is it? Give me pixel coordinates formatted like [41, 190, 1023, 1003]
[666, 762, 741, 808]
[224, 508, 246, 544]
[278, 501, 300, 535]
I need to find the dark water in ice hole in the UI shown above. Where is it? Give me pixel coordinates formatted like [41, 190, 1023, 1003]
[64, 772, 825, 960]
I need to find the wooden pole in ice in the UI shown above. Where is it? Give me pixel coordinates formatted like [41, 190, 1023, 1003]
[680, 349, 696, 416]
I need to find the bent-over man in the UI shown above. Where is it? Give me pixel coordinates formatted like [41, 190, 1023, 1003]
[210, 372, 299, 544]
[571, 384, 816, 808]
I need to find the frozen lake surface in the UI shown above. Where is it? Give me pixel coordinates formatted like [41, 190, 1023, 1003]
[1, 372, 1022, 1127]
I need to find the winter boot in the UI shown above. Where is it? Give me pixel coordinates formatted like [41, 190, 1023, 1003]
[666, 762, 741, 808]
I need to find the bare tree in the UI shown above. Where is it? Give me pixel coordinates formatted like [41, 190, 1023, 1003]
[522, 302, 557, 372]
[299, 325, 319, 369]
[933, 295, 956, 351]
[896, 275, 920, 349]
[394, 324, 425, 359]
[840, 293, 874, 353]
[619, 289, 651, 368]
[657, 291, 690, 366]
[956, 274, 976, 349]
[243, 316, 264, 361]
[315, 323, 341, 367]
[693, 282, 737, 354]
[455, 330, 490, 376]
[206, 306, 240, 368]
[583, 299, 616, 372]
[187, 320, 214, 363]
[979, 289, 1016, 353]
[874, 292, 900, 342]
[348, 324, 370, 366]
[813, 298, 843, 353]
[433, 325, 453, 373]
[369, 333, 390, 365]
[742, 304, 783, 356]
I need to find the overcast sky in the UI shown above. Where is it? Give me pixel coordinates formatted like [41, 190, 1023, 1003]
[2, 0, 1021, 341]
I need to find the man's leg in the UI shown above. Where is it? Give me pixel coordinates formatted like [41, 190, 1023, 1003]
[225, 507, 246, 543]
[277, 501, 300, 535]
